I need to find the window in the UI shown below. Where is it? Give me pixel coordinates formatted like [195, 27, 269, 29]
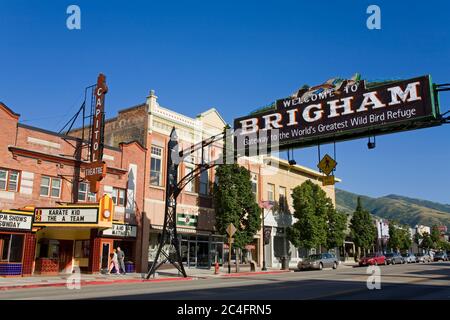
[199, 169, 209, 195]
[185, 165, 195, 192]
[78, 182, 96, 202]
[150, 146, 163, 186]
[251, 173, 258, 197]
[40, 176, 61, 198]
[74, 240, 90, 258]
[112, 187, 126, 206]
[267, 183, 275, 202]
[0, 169, 20, 192]
[279, 186, 287, 212]
[0, 234, 24, 263]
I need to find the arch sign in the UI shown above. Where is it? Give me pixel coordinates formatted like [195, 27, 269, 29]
[234, 75, 441, 153]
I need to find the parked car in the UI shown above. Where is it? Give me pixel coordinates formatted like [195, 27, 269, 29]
[385, 252, 404, 265]
[401, 252, 417, 263]
[298, 253, 339, 271]
[433, 251, 449, 262]
[358, 253, 386, 266]
[416, 252, 432, 263]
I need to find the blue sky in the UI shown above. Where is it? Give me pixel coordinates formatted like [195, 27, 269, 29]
[1, 0, 449, 203]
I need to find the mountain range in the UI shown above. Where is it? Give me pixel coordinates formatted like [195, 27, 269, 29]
[335, 189, 450, 229]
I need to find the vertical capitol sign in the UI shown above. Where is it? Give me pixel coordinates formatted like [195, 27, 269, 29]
[91, 73, 108, 162]
[86, 73, 108, 193]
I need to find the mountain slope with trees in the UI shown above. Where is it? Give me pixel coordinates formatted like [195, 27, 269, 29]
[336, 189, 450, 229]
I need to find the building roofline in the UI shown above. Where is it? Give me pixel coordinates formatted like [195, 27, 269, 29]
[196, 107, 228, 126]
[265, 155, 342, 182]
[17, 123, 122, 151]
[0, 102, 21, 119]
[116, 103, 147, 114]
[119, 140, 147, 152]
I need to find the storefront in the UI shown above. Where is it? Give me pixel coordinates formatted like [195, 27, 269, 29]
[100, 222, 138, 273]
[0, 209, 35, 276]
[180, 234, 224, 268]
[148, 225, 225, 269]
[264, 209, 298, 268]
[32, 195, 114, 275]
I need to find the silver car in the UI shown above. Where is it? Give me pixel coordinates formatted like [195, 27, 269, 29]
[401, 253, 417, 263]
[416, 252, 432, 263]
[298, 253, 339, 271]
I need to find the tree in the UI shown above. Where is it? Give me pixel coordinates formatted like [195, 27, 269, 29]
[437, 240, 450, 251]
[400, 228, 412, 251]
[349, 197, 377, 258]
[286, 180, 329, 251]
[388, 221, 402, 252]
[413, 232, 422, 247]
[420, 232, 433, 250]
[326, 208, 348, 250]
[388, 221, 412, 252]
[430, 225, 441, 245]
[213, 163, 261, 251]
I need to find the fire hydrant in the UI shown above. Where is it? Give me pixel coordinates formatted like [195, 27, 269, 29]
[214, 262, 220, 275]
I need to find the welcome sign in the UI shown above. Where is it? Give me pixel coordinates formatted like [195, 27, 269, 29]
[234, 75, 439, 151]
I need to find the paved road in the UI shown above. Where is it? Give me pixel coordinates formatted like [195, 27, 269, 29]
[2, 262, 449, 300]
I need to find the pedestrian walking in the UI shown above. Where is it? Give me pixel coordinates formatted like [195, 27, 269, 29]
[108, 249, 121, 275]
[117, 247, 127, 275]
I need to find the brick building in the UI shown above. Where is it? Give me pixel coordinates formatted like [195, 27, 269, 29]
[1, 87, 338, 277]
[71, 90, 227, 271]
[71, 90, 338, 271]
[0, 102, 146, 276]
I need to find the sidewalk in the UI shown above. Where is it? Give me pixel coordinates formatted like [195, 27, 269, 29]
[0, 272, 192, 291]
[0, 267, 292, 290]
[156, 266, 292, 279]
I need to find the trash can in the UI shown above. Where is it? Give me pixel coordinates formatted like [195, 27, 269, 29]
[125, 262, 135, 273]
[281, 256, 289, 270]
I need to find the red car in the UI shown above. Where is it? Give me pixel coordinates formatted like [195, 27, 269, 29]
[359, 253, 386, 266]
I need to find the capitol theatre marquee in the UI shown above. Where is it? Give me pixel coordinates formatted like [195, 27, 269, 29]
[234, 75, 440, 152]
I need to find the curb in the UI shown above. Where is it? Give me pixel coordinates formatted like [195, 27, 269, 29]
[0, 276, 193, 291]
[221, 270, 292, 277]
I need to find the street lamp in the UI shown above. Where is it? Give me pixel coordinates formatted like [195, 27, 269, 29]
[260, 202, 272, 271]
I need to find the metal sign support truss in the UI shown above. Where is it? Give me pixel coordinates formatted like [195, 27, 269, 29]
[146, 128, 226, 279]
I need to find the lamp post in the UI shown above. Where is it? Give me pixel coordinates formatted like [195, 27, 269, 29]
[261, 207, 267, 271]
[260, 202, 272, 271]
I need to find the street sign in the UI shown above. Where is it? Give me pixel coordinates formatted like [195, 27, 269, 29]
[226, 223, 237, 237]
[322, 175, 335, 186]
[318, 154, 337, 175]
